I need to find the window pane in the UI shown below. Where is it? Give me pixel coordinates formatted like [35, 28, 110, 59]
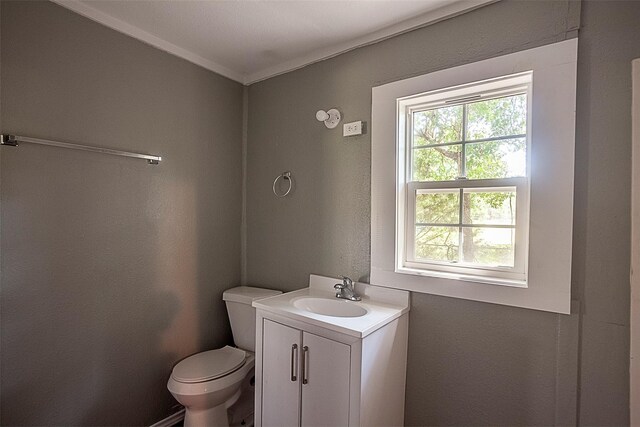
[461, 227, 515, 267]
[416, 190, 460, 224]
[413, 105, 463, 146]
[415, 226, 459, 262]
[466, 138, 526, 179]
[466, 94, 527, 140]
[463, 189, 516, 225]
[413, 145, 462, 181]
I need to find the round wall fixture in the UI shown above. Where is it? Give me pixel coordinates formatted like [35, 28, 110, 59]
[316, 109, 341, 129]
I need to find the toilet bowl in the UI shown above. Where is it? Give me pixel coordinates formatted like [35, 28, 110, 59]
[168, 347, 255, 426]
[167, 286, 281, 427]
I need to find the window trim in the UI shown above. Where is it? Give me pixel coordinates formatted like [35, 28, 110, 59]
[398, 76, 531, 285]
[371, 39, 578, 314]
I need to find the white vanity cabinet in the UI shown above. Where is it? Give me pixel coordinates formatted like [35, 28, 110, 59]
[253, 275, 410, 427]
[261, 319, 351, 427]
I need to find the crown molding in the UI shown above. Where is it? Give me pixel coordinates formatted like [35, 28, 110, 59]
[51, 0, 245, 83]
[52, 0, 497, 86]
[244, 0, 498, 84]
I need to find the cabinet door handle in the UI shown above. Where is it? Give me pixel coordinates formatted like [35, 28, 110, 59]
[290, 344, 298, 382]
[302, 346, 309, 385]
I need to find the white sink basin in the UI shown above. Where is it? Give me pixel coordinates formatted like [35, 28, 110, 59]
[293, 297, 368, 318]
[252, 275, 410, 337]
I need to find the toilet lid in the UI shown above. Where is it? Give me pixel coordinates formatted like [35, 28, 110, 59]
[171, 346, 246, 383]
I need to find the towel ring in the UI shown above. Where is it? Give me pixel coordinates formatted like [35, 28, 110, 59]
[273, 171, 293, 197]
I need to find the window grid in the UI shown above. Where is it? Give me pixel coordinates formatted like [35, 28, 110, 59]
[404, 87, 529, 276]
[461, 104, 467, 179]
[411, 133, 527, 150]
[412, 187, 517, 267]
[410, 92, 528, 183]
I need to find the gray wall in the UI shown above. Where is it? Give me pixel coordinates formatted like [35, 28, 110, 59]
[0, 1, 244, 425]
[2, 0, 638, 425]
[246, 1, 639, 425]
[573, 1, 639, 424]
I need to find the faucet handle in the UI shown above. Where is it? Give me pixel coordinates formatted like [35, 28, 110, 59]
[334, 282, 346, 290]
[338, 275, 353, 287]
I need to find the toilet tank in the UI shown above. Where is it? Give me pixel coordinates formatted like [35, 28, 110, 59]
[223, 286, 282, 352]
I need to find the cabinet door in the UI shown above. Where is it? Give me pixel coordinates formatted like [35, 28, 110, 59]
[262, 319, 302, 427]
[300, 332, 351, 427]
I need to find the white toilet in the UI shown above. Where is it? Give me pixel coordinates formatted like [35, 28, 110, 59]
[167, 286, 282, 427]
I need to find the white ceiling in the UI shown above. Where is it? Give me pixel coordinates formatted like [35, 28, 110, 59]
[53, 0, 495, 85]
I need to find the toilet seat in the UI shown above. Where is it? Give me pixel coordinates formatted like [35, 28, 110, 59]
[171, 346, 246, 384]
[167, 353, 255, 399]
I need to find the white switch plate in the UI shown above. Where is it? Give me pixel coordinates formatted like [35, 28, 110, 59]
[343, 121, 363, 137]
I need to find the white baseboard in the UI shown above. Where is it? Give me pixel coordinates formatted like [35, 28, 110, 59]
[150, 408, 185, 427]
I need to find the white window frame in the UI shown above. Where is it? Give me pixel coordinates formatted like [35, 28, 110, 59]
[371, 39, 578, 314]
[399, 74, 531, 286]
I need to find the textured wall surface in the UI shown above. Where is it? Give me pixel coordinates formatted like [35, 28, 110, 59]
[246, 0, 577, 290]
[573, 2, 640, 424]
[246, 0, 639, 424]
[0, 1, 244, 425]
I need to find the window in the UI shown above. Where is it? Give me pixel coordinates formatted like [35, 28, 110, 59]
[371, 39, 578, 313]
[400, 74, 531, 285]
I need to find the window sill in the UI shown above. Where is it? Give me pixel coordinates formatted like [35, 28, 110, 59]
[395, 266, 527, 288]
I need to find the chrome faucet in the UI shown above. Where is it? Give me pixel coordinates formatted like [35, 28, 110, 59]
[334, 276, 361, 301]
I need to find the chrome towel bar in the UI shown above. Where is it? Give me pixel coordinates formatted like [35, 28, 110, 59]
[1, 134, 162, 165]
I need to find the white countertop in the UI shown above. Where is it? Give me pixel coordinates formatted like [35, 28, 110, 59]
[252, 275, 410, 338]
